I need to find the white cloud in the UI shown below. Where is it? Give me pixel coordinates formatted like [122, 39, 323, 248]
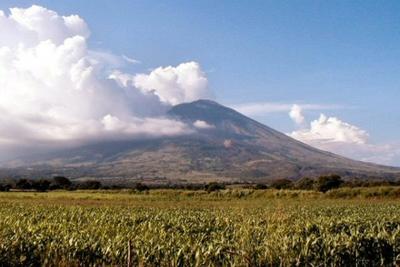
[289, 104, 305, 125]
[288, 113, 400, 166]
[289, 114, 369, 144]
[133, 62, 211, 105]
[0, 5, 90, 47]
[0, 5, 211, 159]
[193, 120, 215, 129]
[122, 54, 140, 64]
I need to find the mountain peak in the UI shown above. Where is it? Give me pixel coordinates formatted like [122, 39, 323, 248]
[168, 99, 246, 125]
[190, 99, 221, 106]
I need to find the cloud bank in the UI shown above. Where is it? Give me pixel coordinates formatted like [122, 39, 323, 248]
[0, 5, 211, 159]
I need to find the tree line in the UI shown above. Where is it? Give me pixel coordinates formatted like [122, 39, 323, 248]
[0, 176, 102, 192]
[0, 174, 399, 193]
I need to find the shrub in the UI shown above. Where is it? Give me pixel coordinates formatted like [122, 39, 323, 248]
[53, 176, 72, 189]
[270, 179, 293, 189]
[204, 182, 225, 192]
[31, 179, 51, 192]
[133, 183, 149, 192]
[16, 179, 32, 190]
[316, 175, 344, 193]
[0, 184, 11, 192]
[254, 184, 268, 190]
[296, 177, 315, 190]
[77, 180, 102, 190]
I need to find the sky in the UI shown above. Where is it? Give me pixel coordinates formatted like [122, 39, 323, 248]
[0, 1, 399, 165]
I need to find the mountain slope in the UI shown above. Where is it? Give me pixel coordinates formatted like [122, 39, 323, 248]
[1, 100, 399, 183]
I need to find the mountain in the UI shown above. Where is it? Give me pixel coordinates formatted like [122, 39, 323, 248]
[1, 100, 399, 184]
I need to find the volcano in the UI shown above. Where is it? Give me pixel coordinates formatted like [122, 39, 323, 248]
[1, 100, 399, 184]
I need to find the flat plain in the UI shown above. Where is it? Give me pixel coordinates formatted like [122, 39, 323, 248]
[1, 188, 400, 266]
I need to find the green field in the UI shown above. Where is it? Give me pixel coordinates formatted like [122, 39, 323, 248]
[1, 188, 400, 266]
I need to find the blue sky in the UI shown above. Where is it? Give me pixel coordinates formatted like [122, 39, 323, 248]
[0, 1, 399, 165]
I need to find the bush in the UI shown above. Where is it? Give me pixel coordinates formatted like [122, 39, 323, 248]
[316, 175, 344, 193]
[133, 183, 149, 192]
[53, 176, 72, 189]
[254, 184, 268, 190]
[204, 182, 225, 192]
[77, 180, 102, 190]
[296, 177, 315, 190]
[16, 179, 32, 190]
[31, 180, 51, 192]
[270, 179, 293, 189]
[0, 184, 11, 192]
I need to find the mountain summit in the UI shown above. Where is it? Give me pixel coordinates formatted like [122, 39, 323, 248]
[2, 100, 399, 183]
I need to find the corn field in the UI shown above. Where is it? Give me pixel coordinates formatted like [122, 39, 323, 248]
[0, 191, 400, 266]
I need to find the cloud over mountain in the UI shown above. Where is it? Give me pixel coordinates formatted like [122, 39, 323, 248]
[0, 5, 211, 158]
[290, 113, 369, 144]
[288, 107, 400, 166]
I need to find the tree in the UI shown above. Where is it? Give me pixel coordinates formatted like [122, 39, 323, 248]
[53, 176, 72, 189]
[16, 179, 32, 190]
[78, 180, 102, 190]
[254, 184, 268, 190]
[31, 179, 51, 192]
[315, 175, 344, 193]
[204, 182, 225, 192]
[133, 182, 149, 192]
[296, 177, 315, 190]
[0, 184, 11, 192]
[270, 179, 293, 189]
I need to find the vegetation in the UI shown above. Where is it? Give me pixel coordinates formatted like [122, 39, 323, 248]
[204, 182, 226, 192]
[315, 174, 344, 193]
[2, 174, 400, 194]
[295, 177, 314, 190]
[269, 178, 293, 189]
[0, 189, 400, 265]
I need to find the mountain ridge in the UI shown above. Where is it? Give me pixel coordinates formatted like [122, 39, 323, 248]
[1, 99, 399, 184]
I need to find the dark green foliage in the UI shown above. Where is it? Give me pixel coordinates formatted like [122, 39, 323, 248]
[16, 179, 32, 190]
[133, 182, 149, 192]
[53, 176, 72, 189]
[31, 179, 51, 192]
[77, 180, 102, 190]
[254, 183, 268, 190]
[316, 175, 344, 193]
[204, 182, 225, 192]
[270, 179, 293, 189]
[0, 184, 11, 192]
[296, 177, 315, 190]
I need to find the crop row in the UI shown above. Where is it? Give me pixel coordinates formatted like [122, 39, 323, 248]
[0, 202, 399, 266]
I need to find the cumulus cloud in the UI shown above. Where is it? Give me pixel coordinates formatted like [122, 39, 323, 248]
[133, 62, 211, 105]
[193, 120, 215, 129]
[109, 61, 210, 106]
[288, 113, 400, 166]
[0, 5, 212, 159]
[0, 5, 90, 47]
[289, 114, 369, 144]
[289, 104, 305, 125]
